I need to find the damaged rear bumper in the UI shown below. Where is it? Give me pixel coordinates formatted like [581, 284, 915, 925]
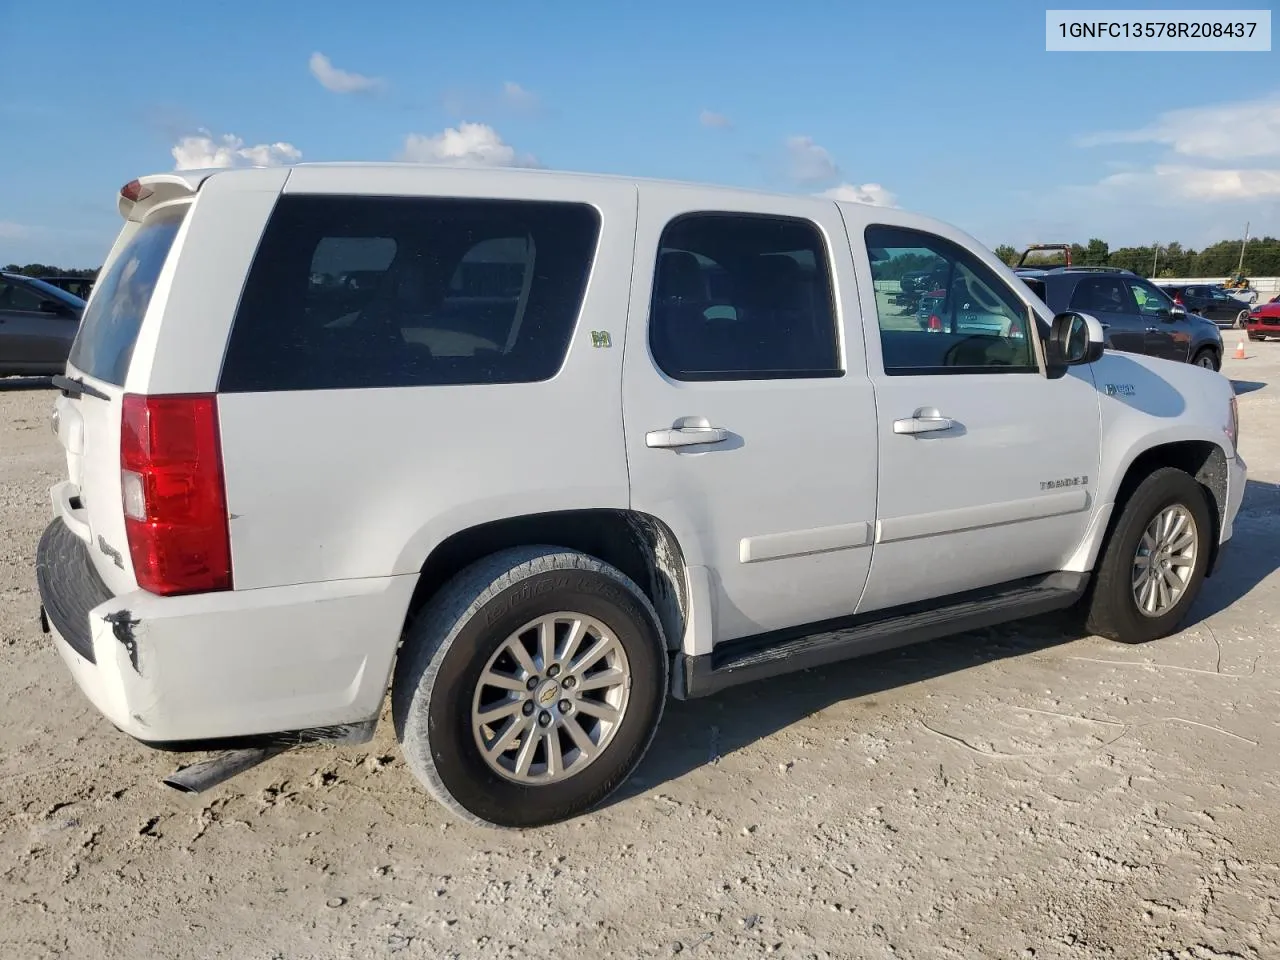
[34, 517, 414, 744]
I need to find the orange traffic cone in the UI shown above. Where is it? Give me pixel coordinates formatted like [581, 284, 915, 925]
[1234, 337, 1247, 360]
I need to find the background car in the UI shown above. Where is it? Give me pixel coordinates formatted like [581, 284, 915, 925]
[1157, 283, 1252, 328]
[0, 272, 85, 375]
[1020, 267, 1223, 370]
[38, 275, 95, 300]
[1246, 300, 1280, 340]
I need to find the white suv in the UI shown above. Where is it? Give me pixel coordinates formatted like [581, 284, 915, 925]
[36, 165, 1246, 828]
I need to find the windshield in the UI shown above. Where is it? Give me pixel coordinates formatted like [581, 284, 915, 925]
[67, 204, 187, 385]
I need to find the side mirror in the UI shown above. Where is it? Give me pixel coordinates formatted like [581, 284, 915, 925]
[1168, 304, 1187, 319]
[1049, 311, 1105, 367]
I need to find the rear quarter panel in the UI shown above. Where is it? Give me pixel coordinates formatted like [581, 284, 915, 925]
[131, 169, 291, 394]
[216, 168, 639, 588]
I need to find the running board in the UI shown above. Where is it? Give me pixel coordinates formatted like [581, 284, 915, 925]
[675, 572, 1088, 699]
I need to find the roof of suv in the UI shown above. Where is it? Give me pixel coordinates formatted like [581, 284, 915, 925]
[160, 162, 888, 210]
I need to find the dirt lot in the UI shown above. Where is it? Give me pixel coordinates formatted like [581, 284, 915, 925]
[2, 344, 1279, 960]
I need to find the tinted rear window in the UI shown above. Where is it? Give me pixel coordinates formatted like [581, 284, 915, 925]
[219, 195, 601, 392]
[67, 205, 186, 385]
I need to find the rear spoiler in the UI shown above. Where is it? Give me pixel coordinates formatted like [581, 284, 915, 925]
[117, 170, 221, 220]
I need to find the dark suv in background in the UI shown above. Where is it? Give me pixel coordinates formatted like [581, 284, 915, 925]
[1017, 267, 1223, 370]
[1156, 284, 1252, 329]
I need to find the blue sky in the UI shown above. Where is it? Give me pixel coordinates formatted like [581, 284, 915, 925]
[1, 0, 1276, 266]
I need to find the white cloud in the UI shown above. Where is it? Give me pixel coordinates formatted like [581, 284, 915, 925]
[0, 221, 27, 240]
[397, 123, 537, 168]
[785, 135, 840, 184]
[502, 81, 539, 110]
[699, 110, 731, 129]
[171, 131, 302, 170]
[1095, 164, 1280, 202]
[308, 52, 384, 94]
[820, 182, 897, 206]
[1021, 93, 1280, 245]
[1078, 91, 1280, 161]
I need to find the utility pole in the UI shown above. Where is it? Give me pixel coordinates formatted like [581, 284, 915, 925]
[1152, 242, 1160, 276]
[1237, 221, 1250, 275]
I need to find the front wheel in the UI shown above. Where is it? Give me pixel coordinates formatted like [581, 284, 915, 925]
[1191, 348, 1220, 371]
[1084, 468, 1212, 644]
[392, 547, 668, 828]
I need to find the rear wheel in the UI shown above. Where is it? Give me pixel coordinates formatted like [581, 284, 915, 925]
[1084, 468, 1212, 644]
[1236, 309, 1250, 328]
[1191, 347, 1220, 371]
[392, 547, 668, 828]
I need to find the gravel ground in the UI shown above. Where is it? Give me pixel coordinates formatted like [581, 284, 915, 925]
[2, 346, 1279, 960]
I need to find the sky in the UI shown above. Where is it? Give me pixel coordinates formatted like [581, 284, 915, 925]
[0, 0, 1276, 267]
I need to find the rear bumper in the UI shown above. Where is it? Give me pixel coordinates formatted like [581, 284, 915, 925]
[35, 517, 415, 743]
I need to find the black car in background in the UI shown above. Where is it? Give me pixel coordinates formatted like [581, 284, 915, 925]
[1018, 267, 1224, 370]
[1156, 284, 1252, 329]
[0, 272, 85, 375]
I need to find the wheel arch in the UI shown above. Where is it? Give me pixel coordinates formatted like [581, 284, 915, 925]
[403, 509, 690, 652]
[1080, 439, 1227, 577]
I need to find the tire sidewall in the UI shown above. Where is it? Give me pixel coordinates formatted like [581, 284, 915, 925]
[1108, 471, 1212, 640]
[1193, 349, 1218, 371]
[415, 565, 665, 827]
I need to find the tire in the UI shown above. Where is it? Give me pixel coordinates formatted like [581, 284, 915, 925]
[1191, 347, 1220, 371]
[1084, 467, 1213, 644]
[392, 547, 668, 828]
[1236, 310, 1250, 328]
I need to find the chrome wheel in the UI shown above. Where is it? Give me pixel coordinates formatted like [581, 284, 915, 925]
[1132, 505, 1198, 617]
[1237, 310, 1250, 328]
[471, 612, 631, 784]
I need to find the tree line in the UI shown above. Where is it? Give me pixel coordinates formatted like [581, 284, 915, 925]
[4, 264, 99, 279]
[991, 236, 1280, 279]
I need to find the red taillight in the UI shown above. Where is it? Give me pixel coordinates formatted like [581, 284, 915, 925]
[1173, 294, 1183, 305]
[120, 179, 153, 203]
[120, 394, 231, 596]
[927, 314, 943, 331]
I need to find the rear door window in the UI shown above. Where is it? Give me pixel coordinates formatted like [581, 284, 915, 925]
[2, 280, 45, 312]
[67, 205, 187, 385]
[219, 195, 601, 392]
[1068, 276, 1135, 315]
[647, 213, 840, 381]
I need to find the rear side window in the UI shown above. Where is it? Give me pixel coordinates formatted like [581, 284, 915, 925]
[1068, 277, 1133, 314]
[219, 195, 601, 392]
[648, 212, 840, 381]
[67, 205, 186, 385]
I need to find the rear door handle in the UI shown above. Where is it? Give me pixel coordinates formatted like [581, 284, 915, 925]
[646, 417, 728, 449]
[893, 409, 954, 435]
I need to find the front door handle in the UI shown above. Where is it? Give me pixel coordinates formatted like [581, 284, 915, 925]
[646, 417, 728, 449]
[893, 408, 954, 435]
